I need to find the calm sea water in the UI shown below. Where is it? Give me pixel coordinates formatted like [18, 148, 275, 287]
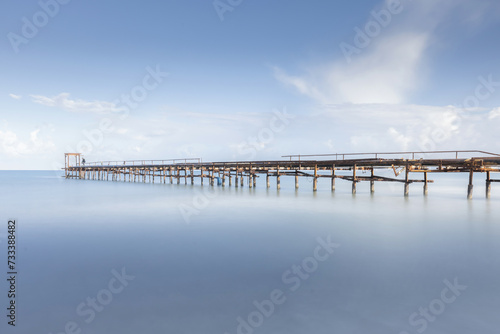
[0, 170, 499, 334]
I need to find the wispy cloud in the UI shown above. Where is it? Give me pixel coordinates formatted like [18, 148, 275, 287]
[275, 32, 428, 105]
[9, 93, 22, 100]
[274, 0, 500, 105]
[31, 92, 124, 114]
[77, 108, 294, 162]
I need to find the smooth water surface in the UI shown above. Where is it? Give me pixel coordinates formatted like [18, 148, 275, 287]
[0, 170, 499, 334]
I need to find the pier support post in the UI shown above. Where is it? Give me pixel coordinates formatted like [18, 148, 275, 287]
[266, 172, 270, 188]
[423, 172, 428, 196]
[352, 164, 357, 195]
[229, 170, 232, 186]
[404, 166, 410, 197]
[295, 173, 299, 189]
[235, 169, 239, 188]
[370, 168, 375, 193]
[191, 167, 194, 185]
[404, 183, 410, 197]
[468, 169, 474, 199]
[177, 168, 180, 184]
[210, 167, 214, 186]
[486, 171, 491, 199]
[253, 173, 256, 188]
[277, 166, 281, 190]
[313, 164, 318, 192]
[201, 167, 204, 186]
[240, 172, 244, 187]
[248, 172, 252, 188]
[222, 168, 226, 187]
[169, 167, 173, 184]
[331, 165, 336, 191]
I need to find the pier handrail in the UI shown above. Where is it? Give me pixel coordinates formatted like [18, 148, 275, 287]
[84, 158, 202, 166]
[282, 150, 500, 161]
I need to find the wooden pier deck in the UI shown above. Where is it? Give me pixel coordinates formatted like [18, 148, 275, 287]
[64, 150, 500, 199]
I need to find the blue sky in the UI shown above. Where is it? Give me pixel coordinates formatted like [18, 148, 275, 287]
[1, 0, 500, 169]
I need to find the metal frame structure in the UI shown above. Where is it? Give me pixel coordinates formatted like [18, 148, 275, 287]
[64, 151, 500, 199]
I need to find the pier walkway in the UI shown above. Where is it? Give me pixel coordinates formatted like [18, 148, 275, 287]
[64, 150, 500, 199]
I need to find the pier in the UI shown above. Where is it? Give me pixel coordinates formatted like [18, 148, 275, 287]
[64, 150, 500, 199]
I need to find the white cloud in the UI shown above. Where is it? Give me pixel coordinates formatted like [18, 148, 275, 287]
[0, 128, 55, 157]
[488, 107, 500, 119]
[318, 103, 500, 153]
[331, 32, 428, 104]
[9, 94, 22, 100]
[274, 0, 500, 105]
[387, 127, 412, 151]
[31, 93, 123, 114]
[275, 31, 429, 105]
[74, 102, 500, 163]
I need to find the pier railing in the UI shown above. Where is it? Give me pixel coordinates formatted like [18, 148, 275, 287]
[64, 151, 500, 199]
[84, 158, 202, 167]
[282, 150, 500, 161]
